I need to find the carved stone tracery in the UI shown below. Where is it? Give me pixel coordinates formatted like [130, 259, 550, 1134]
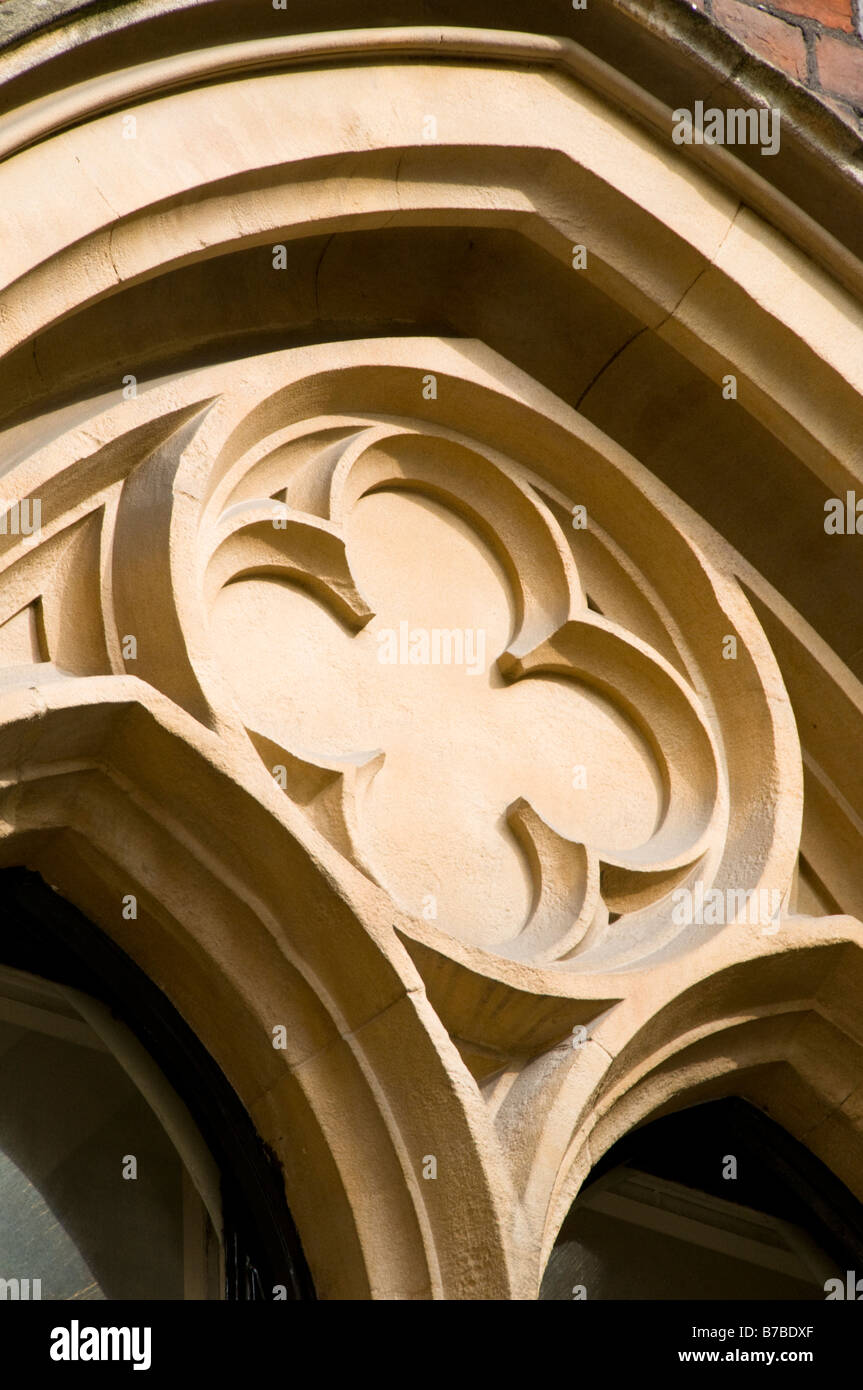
[0, 336, 803, 1016]
[0, 2, 862, 1301]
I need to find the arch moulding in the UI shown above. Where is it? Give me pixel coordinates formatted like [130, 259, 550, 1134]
[1, 1, 862, 1299]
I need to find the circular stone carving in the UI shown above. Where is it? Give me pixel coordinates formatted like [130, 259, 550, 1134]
[110, 339, 799, 974]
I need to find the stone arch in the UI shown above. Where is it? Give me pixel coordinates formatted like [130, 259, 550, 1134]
[0, 0, 861, 1300]
[0, 688, 517, 1298]
[540, 1094, 863, 1300]
[534, 934, 863, 1290]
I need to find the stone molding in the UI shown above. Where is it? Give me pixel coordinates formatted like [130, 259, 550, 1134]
[0, 3, 861, 1299]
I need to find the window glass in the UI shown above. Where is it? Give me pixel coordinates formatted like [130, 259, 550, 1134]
[0, 964, 222, 1300]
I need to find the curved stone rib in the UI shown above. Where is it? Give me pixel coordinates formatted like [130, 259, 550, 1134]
[500, 614, 721, 873]
[203, 423, 369, 524]
[498, 798, 601, 965]
[207, 505, 373, 629]
[247, 724, 385, 887]
[328, 423, 582, 652]
[111, 400, 220, 728]
[598, 858, 705, 918]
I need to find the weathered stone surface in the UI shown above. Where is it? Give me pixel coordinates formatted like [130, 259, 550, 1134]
[0, 0, 861, 1301]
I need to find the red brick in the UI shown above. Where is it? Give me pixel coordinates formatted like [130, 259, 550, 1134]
[816, 33, 863, 102]
[712, 0, 809, 81]
[774, 0, 854, 31]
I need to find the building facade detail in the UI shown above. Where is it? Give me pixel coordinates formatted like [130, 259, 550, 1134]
[0, 0, 861, 1299]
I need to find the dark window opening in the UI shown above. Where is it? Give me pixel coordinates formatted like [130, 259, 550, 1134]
[542, 1097, 863, 1300]
[0, 868, 314, 1301]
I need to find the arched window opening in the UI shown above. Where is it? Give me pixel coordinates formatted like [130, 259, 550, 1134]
[0, 869, 314, 1301]
[542, 1099, 863, 1301]
[0, 961, 221, 1299]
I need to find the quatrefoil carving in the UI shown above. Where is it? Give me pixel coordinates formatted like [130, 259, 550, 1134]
[204, 423, 720, 966]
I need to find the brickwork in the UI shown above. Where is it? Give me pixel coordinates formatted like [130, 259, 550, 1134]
[697, 0, 863, 128]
